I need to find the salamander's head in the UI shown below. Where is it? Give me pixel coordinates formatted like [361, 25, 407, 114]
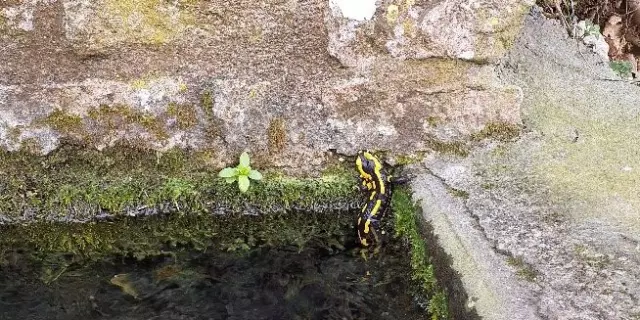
[356, 150, 376, 180]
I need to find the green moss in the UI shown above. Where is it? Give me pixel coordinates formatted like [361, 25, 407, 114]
[428, 291, 450, 320]
[87, 104, 169, 140]
[0, 142, 358, 221]
[506, 256, 537, 282]
[200, 90, 214, 118]
[267, 117, 287, 153]
[5, 126, 22, 143]
[40, 109, 84, 135]
[0, 143, 359, 261]
[131, 79, 149, 90]
[167, 102, 199, 130]
[446, 186, 469, 199]
[392, 189, 450, 320]
[39, 105, 170, 142]
[0, 14, 6, 32]
[426, 139, 469, 157]
[320, 157, 354, 177]
[471, 123, 521, 142]
[198, 90, 224, 141]
[394, 152, 426, 165]
[426, 116, 440, 127]
[18, 137, 44, 155]
[178, 82, 188, 93]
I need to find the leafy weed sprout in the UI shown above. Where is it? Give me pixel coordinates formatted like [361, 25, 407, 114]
[218, 152, 263, 193]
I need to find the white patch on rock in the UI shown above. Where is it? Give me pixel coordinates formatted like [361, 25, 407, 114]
[377, 124, 397, 136]
[325, 0, 378, 69]
[329, 0, 377, 21]
[2, 6, 34, 31]
[583, 34, 610, 62]
[18, 9, 34, 31]
[459, 50, 475, 60]
[130, 77, 186, 111]
[1, 0, 55, 32]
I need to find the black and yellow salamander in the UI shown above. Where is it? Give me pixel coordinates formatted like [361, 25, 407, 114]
[355, 150, 409, 251]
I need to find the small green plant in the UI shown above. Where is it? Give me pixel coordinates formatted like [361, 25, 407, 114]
[584, 20, 600, 38]
[218, 152, 263, 193]
[610, 60, 633, 79]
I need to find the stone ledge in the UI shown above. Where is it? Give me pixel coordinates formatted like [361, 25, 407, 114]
[0, 142, 359, 225]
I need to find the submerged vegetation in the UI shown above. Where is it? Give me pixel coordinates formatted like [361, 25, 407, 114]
[0, 207, 355, 264]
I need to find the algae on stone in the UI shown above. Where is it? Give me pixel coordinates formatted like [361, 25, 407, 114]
[0, 208, 355, 263]
[167, 103, 199, 130]
[392, 188, 450, 320]
[0, 143, 359, 223]
[470, 122, 521, 142]
[267, 117, 287, 154]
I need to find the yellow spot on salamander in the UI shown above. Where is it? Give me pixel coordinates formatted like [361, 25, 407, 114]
[371, 200, 382, 217]
[356, 156, 373, 181]
[364, 152, 386, 195]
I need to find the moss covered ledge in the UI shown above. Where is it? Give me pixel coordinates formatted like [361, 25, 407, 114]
[0, 142, 359, 223]
[0, 142, 360, 259]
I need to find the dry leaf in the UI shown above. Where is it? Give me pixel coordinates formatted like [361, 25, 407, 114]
[603, 14, 625, 59]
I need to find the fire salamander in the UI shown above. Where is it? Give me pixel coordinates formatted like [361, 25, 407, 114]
[355, 150, 409, 254]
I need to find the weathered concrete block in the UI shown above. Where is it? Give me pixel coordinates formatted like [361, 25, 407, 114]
[383, 0, 534, 62]
[0, 0, 531, 174]
[325, 0, 533, 66]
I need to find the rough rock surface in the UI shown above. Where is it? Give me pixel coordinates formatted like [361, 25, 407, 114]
[411, 7, 640, 320]
[0, 0, 530, 173]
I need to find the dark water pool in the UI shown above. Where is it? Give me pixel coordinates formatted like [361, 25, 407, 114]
[1, 236, 429, 320]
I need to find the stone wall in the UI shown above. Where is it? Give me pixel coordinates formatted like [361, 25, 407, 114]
[411, 8, 640, 320]
[0, 0, 532, 173]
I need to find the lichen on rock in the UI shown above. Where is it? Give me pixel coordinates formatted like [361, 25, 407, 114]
[63, 0, 196, 48]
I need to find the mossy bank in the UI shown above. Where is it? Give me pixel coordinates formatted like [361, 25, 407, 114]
[0, 142, 465, 319]
[0, 142, 359, 256]
[393, 188, 451, 320]
[0, 142, 358, 221]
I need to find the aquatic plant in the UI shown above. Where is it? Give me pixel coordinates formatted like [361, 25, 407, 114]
[218, 152, 263, 193]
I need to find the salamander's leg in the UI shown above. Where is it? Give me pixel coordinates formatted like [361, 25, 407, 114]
[357, 180, 376, 193]
[388, 174, 413, 185]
